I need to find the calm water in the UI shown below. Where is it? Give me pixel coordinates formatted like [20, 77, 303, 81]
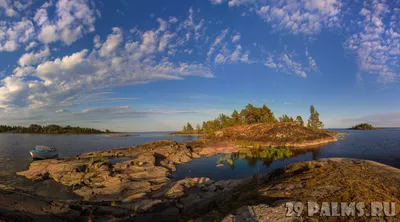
[0, 132, 200, 199]
[172, 128, 400, 180]
[2, 129, 400, 198]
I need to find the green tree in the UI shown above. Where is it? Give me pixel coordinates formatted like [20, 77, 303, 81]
[186, 123, 194, 132]
[196, 124, 201, 132]
[278, 114, 293, 122]
[307, 105, 324, 130]
[105, 129, 112, 134]
[295, 116, 304, 126]
[231, 109, 241, 125]
[240, 104, 256, 124]
[182, 125, 187, 132]
[260, 105, 277, 123]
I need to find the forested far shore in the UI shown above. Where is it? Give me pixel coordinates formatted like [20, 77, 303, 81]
[176, 103, 324, 135]
[0, 124, 106, 134]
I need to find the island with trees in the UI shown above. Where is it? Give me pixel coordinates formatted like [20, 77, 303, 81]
[0, 124, 106, 134]
[349, 123, 377, 130]
[169, 103, 336, 147]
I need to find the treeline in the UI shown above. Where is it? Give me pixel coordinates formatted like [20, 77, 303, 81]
[180, 122, 203, 134]
[182, 104, 324, 134]
[0, 124, 105, 134]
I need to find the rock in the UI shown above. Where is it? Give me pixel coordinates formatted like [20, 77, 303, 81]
[74, 179, 151, 201]
[135, 153, 156, 165]
[122, 193, 147, 203]
[204, 184, 217, 192]
[190, 152, 201, 158]
[95, 206, 129, 217]
[129, 166, 169, 180]
[221, 204, 296, 222]
[191, 177, 213, 186]
[121, 199, 162, 212]
[159, 159, 176, 172]
[180, 194, 215, 215]
[0, 185, 81, 222]
[165, 183, 185, 199]
[167, 150, 193, 164]
[135, 207, 179, 222]
[214, 180, 231, 189]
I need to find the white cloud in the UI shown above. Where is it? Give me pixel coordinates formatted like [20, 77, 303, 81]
[13, 66, 35, 77]
[25, 41, 38, 51]
[344, 0, 400, 83]
[214, 44, 251, 64]
[0, 18, 35, 52]
[0, 23, 214, 111]
[232, 33, 241, 43]
[228, 0, 257, 7]
[37, 24, 57, 44]
[169, 16, 178, 24]
[99, 27, 123, 57]
[207, 29, 229, 58]
[18, 47, 51, 67]
[305, 48, 318, 71]
[35, 0, 97, 46]
[264, 53, 308, 78]
[218, 0, 343, 35]
[158, 32, 175, 52]
[0, 0, 26, 17]
[210, 0, 226, 5]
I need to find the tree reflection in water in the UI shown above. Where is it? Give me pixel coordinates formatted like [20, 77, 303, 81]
[216, 147, 322, 168]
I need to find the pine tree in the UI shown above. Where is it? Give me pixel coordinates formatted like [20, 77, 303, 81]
[231, 109, 241, 125]
[296, 116, 304, 126]
[182, 125, 187, 132]
[279, 114, 293, 122]
[186, 123, 194, 132]
[240, 104, 256, 124]
[260, 105, 277, 123]
[307, 105, 324, 130]
[196, 124, 201, 132]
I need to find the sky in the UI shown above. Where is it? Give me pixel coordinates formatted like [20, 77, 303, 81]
[1, 0, 400, 131]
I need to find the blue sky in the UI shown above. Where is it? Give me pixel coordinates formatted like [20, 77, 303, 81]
[1, 0, 400, 131]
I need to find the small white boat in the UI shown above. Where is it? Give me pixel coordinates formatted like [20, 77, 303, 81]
[30, 145, 58, 159]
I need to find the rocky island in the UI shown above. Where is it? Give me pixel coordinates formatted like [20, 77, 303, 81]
[349, 123, 377, 130]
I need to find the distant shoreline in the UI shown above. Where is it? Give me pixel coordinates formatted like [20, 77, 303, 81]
[168, 132, 204, 136]
[104, 133, 139, 138]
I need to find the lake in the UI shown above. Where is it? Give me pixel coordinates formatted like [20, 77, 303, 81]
[0, 132, 201, 199]
[1, 129, 400, 198]
[171, 128, 400, 180]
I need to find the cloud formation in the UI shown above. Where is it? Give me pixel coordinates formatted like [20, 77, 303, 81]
[0, 14, 215, 112]
[344, 0, 400, 83]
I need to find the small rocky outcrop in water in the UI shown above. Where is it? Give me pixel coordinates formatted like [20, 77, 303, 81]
[349, 123, 377, 130]
[206, 123, 339, 148]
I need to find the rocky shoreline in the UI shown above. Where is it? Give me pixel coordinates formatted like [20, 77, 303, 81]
[2, 132, 356, 221]
[3, 157, 400, 221]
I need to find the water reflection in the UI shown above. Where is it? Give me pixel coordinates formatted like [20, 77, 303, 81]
[173, 146, 324, 180]
[216, 147, 322, 169]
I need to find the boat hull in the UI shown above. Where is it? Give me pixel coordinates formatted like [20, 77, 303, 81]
[29, 150, 58, 159]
